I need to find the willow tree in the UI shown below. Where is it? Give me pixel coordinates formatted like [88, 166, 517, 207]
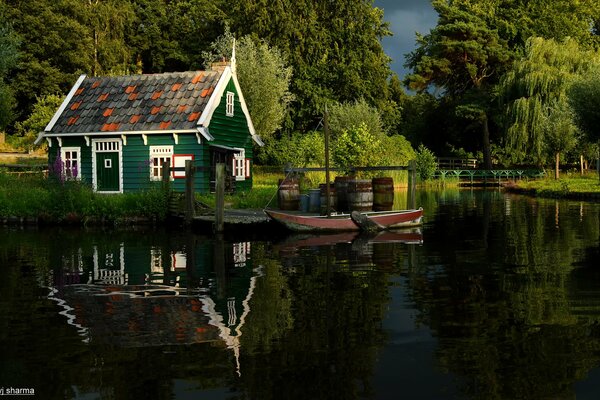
[499, 37, 599, 176]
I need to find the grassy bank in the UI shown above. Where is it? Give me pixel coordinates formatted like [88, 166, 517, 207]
[0, 171, 169, 224]
[509, 173, 600, 199]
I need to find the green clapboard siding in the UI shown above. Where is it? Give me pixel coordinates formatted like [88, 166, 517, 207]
[207, 78, 254, 192]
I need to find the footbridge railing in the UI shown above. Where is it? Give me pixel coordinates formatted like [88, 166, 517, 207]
[434, 169, 545, 184]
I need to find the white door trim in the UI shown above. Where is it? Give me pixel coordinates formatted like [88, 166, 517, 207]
[91, 138, 123, 193]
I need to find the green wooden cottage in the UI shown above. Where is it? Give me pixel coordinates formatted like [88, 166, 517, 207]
[36, 59, 263, 193]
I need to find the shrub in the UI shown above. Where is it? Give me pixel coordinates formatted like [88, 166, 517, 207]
[415, 144, 437, 181]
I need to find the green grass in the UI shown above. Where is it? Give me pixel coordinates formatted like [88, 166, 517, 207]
[514, 172, 600, 197]
[0, 170, 169, 222]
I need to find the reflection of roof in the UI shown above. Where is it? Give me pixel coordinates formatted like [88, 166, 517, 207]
[55, 284, 221, 347]
[47, 71, 222, 134]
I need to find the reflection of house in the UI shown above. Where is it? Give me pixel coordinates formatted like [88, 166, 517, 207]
[46, 238, 257, 352]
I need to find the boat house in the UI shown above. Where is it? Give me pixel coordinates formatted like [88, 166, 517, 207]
[36, 59, 263, 193]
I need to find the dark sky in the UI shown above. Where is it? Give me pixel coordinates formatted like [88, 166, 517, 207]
[373, 0, 437, 79]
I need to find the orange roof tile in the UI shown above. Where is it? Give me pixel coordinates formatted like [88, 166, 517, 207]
[75, 88, 84, 96]
[130, 114, 141, 124]
[125, 85, 136, 94]
[200, 88, 209, 97]
[188, 112, 201, 122]
[101, 122, 121, 132]
[177, 105, 187, 113]
[97, 93, 109, 102]
[171, 83, 182, 92]
[191, 73, 204, 84]
[67, 116, 79, 126]
[70, 101, 81, 111]
[92, 81, 100, 89]
[151, 106, 162, 115]
[151, 90, 163, 100]
[159, 121, 171, 129]
[206, 86, 214, 96]
[128, 92, 138, 101]
[103, 108, 114, 117]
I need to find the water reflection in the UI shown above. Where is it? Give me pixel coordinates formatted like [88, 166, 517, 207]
[2, 190, 600, 399]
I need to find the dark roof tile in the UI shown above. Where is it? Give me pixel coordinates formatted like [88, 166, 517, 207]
[50, 70, 223, 134]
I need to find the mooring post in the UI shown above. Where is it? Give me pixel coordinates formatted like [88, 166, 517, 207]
[408, 159, 416, 209]
[184, 160, 194, 224]
[161, 159, 171, 193]
[215, 163, 225, 233]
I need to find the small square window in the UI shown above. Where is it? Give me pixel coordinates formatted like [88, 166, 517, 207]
[226, 91, 234, 117]
[104, 159, 112, 169]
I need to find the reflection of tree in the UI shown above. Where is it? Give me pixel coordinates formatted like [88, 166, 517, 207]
[404, 191, 600, 399]
[238, 242, 390, 399]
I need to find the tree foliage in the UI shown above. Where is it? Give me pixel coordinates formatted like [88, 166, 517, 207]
[498, 37, 599, 165]
[568, 67, 600, 143]
[202, 27, 294, 145]
[405, 0, 512, 168]
[225, 0, 394, 131]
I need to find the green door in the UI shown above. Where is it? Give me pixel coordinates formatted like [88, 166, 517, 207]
[96, 152, 120, 192]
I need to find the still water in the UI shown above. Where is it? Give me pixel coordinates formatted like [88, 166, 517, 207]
[1, 189, 600, 399]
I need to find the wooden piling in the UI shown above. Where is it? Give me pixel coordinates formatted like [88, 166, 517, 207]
[184, 160, 194, 224]
[408, 159, 416, 209]
[161, 159, 171, 193]
[215, 163, 225, 232]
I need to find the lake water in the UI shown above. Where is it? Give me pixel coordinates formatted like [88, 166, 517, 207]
[1, 188, 600, 399]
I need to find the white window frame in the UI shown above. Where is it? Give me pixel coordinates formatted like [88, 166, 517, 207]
[226, 91, 235, 117]
[232, 148, 246, 181]
[149, 145, 173, 181]
[60, 147, 81, 180]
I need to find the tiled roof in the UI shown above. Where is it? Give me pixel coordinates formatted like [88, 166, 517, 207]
[49, 71, 223, 133]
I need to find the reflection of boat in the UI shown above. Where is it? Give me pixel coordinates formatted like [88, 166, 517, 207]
[278, 229, 423, 249]
[264, 208, 423, 233]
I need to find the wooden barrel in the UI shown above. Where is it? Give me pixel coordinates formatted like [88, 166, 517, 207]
[347, 179, 373, 211]
[334, 176, 351, 212]
[319, 183, 337, 214]
[277, 178, 300, 210]
[372, 177, 394, 211]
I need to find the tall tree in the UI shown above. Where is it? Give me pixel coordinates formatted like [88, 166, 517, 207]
[225, 0, 393, 131]
[405, 0, 512, 169]
[4, 0, 94, 118]
[498, 37, 599, 170]
[568, 68, 600, 144]
[203, 28, 294, 146]
[0, 10, 20, 129]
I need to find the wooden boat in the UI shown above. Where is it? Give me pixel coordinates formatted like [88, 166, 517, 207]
[265, 107, 424, 233]
[264, 208, 423, 233]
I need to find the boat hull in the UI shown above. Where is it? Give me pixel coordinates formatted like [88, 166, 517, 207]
[265, 208, 423, 232]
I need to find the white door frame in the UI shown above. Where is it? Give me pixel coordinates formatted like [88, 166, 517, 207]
[91, 138, 123, 193]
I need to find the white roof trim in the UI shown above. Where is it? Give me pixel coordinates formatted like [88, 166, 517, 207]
[197, 66, 264, 147]
[197, 67, 232, 127]
[210, 144, 242, 152]
[33, 131, 45, 145]
[42, 129, 197, 137]
[45, 74, 87, 133]
[197, 126, 214, 141]
[230, 72, 263, 146]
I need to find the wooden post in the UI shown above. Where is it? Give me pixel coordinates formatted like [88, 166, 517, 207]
[324, 105, 331, 216]
[215, 163, 225, 232]
[161, 159, 171, 192]
[407, 160, 416, 210]
[184, 160, 194, 224]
